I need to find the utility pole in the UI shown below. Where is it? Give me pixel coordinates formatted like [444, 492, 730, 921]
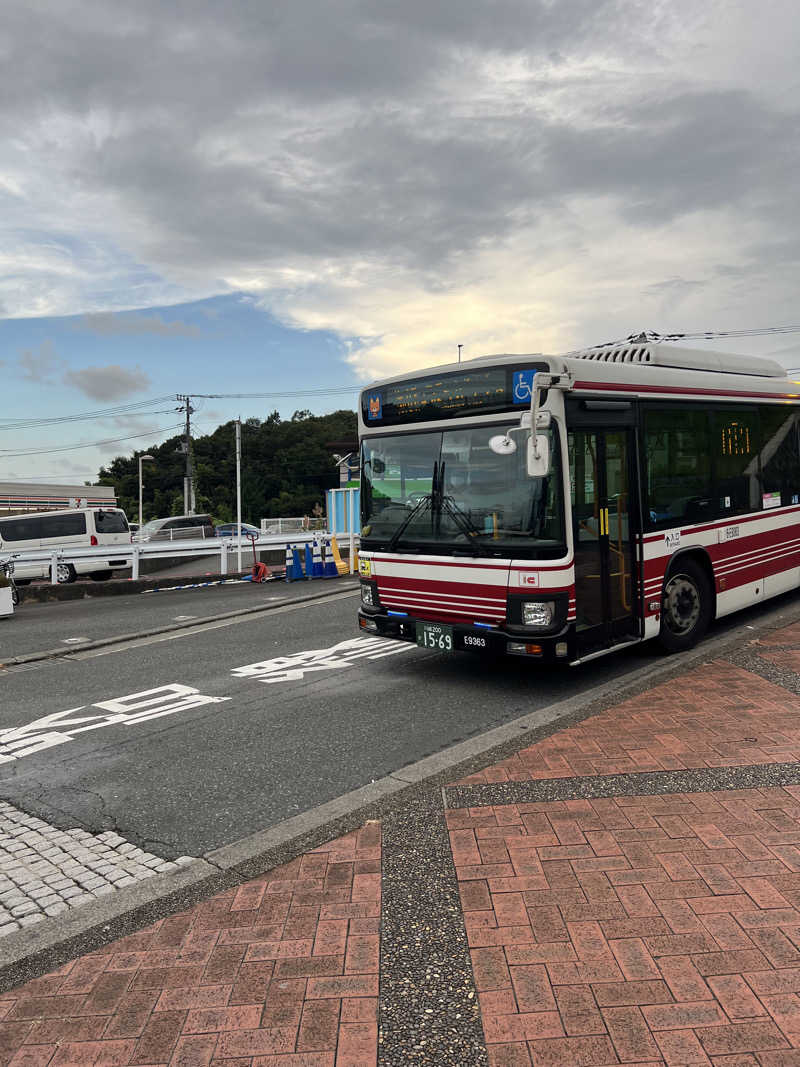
[458, 344, 463, 363]
[176, 394, 196, 514]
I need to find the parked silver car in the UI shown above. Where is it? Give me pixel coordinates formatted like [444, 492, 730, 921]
[137, 514, 216, 542]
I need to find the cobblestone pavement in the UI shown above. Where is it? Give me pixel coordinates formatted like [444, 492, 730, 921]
[0, 825, 380, 1065]
[0, 804, 194, 938]
[0, 617, 799, 1065]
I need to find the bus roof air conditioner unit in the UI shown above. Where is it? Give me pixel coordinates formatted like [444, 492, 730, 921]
[571, 343, 786, 378]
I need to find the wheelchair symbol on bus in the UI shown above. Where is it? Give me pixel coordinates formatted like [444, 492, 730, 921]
[513, 370, 536, 404]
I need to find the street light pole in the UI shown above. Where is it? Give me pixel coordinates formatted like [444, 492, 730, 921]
[138, 454, 154, 529]
[235, 419, 242, 572]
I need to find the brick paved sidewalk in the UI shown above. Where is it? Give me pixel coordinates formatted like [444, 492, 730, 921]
[0, 826, 380, 1066]
[447, 621, 800, 1066]
[454, 659, 800, 785]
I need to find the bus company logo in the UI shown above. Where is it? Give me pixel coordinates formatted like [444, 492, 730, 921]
[512, 369, 536, 404]
[517, 571, 539, 586]
[367, 394, 382, 420]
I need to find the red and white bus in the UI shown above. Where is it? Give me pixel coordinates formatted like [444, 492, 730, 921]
[356, 343, 800, 664]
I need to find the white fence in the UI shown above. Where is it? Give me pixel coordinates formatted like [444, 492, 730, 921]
[259, 517, 326, 535]
[134, 525, 216, 543]
[1, 530, 344, 585]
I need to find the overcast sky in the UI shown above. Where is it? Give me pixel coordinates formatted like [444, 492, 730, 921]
[2, 0, 799, 481]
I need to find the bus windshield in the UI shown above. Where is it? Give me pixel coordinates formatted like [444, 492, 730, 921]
[360, 424, 565, 558]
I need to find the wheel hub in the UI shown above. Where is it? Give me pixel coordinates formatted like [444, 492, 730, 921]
[664, 575, 700, 634]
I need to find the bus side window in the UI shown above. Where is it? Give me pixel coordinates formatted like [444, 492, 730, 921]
[711, 409, 761, 514]
[760, 408, 800, 507]
[643, 408, 713, 528]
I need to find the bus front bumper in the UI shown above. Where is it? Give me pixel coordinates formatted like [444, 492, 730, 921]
[357, 609, 572, 661]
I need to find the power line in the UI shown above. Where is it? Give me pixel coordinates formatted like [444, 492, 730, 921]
[0, 396, 176, 431]
[0, 388, 359, 435]
[606, 326, 800, 347]
[0, 423, 184, 459]
[0, 409, 178, 433]
[185, 388, 360, 399]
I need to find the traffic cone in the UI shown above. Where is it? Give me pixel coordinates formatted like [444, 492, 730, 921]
[304, 543, 314, 579]
[284, 544, 293, 582]
[311, 537, 324, 578]
[291, 545, 306, 580]
[330, 535, 349, 576]
[322, 536, 338, 578]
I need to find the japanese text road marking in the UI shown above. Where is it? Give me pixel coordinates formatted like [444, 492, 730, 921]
[231, 636, 415, 684]
[0, 684, 230, 764]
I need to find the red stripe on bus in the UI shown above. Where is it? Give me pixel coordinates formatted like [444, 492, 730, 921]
[573, 380, 800, 401]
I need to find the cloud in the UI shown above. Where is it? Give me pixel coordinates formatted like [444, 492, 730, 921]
[0, 0, 798, 377]
[17, 340, 62, 382]
[80, 311, 200, 336]
[63, 364, 151, 401]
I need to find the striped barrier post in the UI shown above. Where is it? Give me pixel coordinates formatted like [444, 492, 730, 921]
[311, 537, 324, 579]
[322, 536, 338, 578]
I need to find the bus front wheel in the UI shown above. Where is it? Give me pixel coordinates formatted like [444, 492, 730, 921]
[657, 559, 712, 653]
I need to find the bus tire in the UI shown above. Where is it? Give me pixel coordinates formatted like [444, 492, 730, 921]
[657, 558, 712, 653]
[56, 563, 77, 584]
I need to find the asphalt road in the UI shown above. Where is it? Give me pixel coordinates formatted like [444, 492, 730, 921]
[0, 577, 352, 661]
[0, 587, 795, 860]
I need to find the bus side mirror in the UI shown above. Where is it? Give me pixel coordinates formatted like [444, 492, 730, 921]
[527, 433, 551, 478]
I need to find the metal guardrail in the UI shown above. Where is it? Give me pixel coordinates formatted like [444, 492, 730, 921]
[3, 530, 356, 585]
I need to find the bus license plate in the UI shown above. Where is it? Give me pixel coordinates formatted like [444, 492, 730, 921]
[416, 622, 453, 652]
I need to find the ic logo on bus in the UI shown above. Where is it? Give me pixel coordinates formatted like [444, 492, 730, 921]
[367, 394, 382, 420]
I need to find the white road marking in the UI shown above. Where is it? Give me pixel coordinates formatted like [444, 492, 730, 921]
[61, 637, 89, 644]
[172, 615, 198, 621]
[0, 684, 230, 764]
[232, 636, 416, 684]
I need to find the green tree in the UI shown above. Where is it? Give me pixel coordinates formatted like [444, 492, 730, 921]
[96, 410, 357, 524]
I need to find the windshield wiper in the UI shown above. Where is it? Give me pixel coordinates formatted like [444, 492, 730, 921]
[438, 495, 494, 556]
[386, 463, 438, 551]
[386, 494, 433, 551]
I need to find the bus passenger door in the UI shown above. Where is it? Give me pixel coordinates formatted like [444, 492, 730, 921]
[569, 427, 638, 654]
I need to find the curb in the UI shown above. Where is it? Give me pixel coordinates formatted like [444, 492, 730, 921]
[17, 570, 259, 603]
[1, 593, 797, 991]
[0, 580, 360, 667]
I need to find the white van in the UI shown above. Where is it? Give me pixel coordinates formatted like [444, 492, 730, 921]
[0, 508, 132, 584]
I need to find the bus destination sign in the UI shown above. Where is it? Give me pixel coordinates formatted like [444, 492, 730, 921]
[362, 364, 547, 426]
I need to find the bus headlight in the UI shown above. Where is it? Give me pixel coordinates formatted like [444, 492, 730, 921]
[521, 601, 555, 628]
[361, 583, 376, 607]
